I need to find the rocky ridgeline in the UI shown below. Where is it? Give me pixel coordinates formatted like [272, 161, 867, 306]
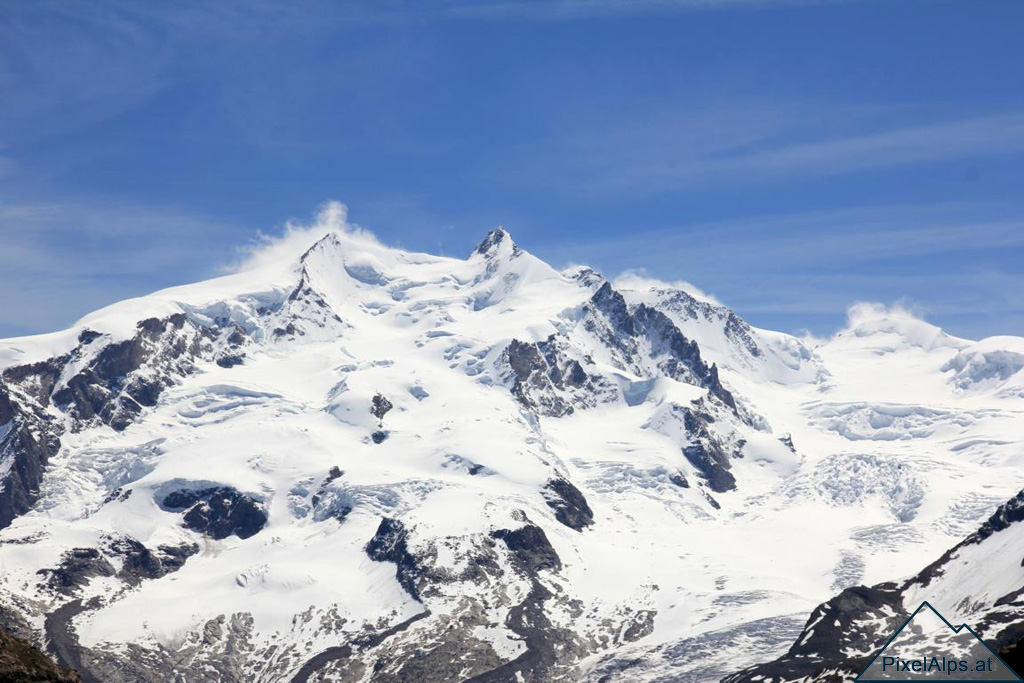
[0, 314, 249, 529]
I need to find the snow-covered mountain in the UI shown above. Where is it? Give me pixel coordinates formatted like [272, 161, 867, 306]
[0, 215, 1022, 682]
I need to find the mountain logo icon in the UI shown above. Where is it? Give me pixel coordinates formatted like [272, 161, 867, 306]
[857, 601, 1022, 681]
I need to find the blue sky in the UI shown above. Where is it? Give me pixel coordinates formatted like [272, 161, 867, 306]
[2, 0, 1023, 339]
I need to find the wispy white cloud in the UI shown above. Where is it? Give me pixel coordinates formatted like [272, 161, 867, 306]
[548, 202, 1024, 271]
[843, 300, 926, 327]
[230, 200, 380, 272]
[612, 269, 723, 305]
[0, 200, 246, 336]
[524, 111, 1024, 193]
[710, 114, 1024, 179]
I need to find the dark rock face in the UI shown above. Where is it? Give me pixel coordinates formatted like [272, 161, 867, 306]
[473, 227, 519, 258]
[310, 468, 356, 524]
[724, 583, 906, 683]
[588, 282, 736, 411]
[683, 443, 735, 493]
[543, 478, 594, 532]
[500, 282, 740, 426]
[669, 472, 690, 488]
[216, 354, 245, 368]
[107, 538, 200, 586]
[491, 525, 562, 572]
[0, 627, 83, 683]
[969, 489, 1024, 544]
[506, 339, 574, 417]
[779, 433, 796, 452]
[371, 430, 389, 444]
[650, 288, 764, 360]
[909, 490, 1024, 592]
[51, 315, 208, 432]
[274, 258, 346, 339]
[365, 518, 423, 602]
[37, 549, 116, 594]
[0, 313, 246, 531]
[0, 384, 62, 529]
[163, 487, 268, 540]
[311, 466, 344, 508]
[76, 329, 102, 345]
[504, 337, 613, 418]
[679, 405, 736, 493]
[371, 393, 393, 425]
[37, 538, 200, 595]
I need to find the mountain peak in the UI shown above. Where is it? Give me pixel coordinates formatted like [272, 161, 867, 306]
[298, 231, 344, 264]
[836, 302, 968, 352]
[473, 226, 518, 258]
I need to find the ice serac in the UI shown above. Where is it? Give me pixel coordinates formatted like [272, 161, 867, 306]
[0, 222, 1022, 683]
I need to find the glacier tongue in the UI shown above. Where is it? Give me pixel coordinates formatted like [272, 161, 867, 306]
[0, 224, 1021, 682]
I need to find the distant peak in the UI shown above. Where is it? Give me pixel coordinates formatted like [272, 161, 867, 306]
[837, 301, 968, 351]
[563, 265, 606, 291]
[473, 227, 519, 257]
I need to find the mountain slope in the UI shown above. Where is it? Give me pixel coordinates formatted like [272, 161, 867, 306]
[724, 488, 1024, 682]
[0, 221, 1021, 682]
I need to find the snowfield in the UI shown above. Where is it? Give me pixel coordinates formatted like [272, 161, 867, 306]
[0, 214, 1022, 682]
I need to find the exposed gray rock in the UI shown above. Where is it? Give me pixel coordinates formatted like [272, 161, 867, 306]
[107, 538, 200, 587]
[371, 393, 394, 426]
[588, 282, 736, 411]
[365, 518, 423, 602]
[51, 315, 209, 432]
[678, 404, 736, 493]
[491, 524, 562, 572]
[543, 478, 594, 532]
[37, 550, 115, 595]
[37, 538, 200, 596]
[473, 227, 519, 258]
[724, 583, 906, 683]
[504, 336, 614, 418]
[0, 383, 62, 529]
[0, 313, 251, 531]
[162, 487, 268, 540]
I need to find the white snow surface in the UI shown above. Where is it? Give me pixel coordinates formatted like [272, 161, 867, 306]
[0, 224, 1022, 681]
